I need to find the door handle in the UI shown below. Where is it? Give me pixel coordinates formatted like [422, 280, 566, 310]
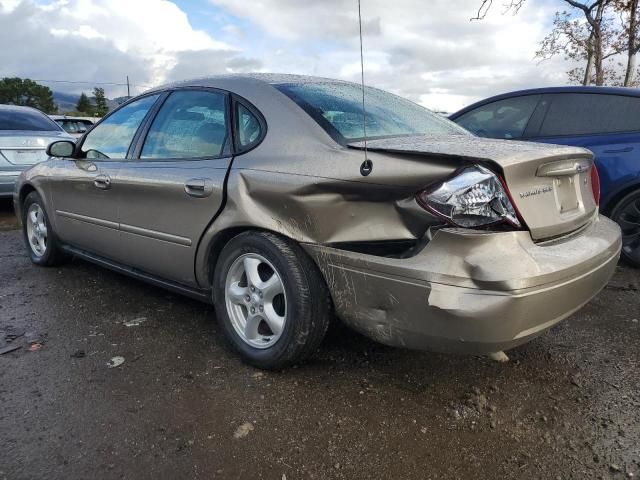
[184, 178, 213, 198]
[94, 174, 111, 190]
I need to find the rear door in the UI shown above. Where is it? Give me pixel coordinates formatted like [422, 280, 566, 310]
[112, 88, 234, 285]
[49, 94, 160, 260]
[529, 92, 640, 207]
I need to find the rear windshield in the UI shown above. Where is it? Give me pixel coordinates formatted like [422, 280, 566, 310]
[0, 109, 61, 131]
[276, 82, 467, 142]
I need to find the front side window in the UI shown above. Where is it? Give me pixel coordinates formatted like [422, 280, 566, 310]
[141, 90, 228, 159]
[276, 82, 467, 142]
[538, 93, 640, 137]
[81, 94, 159, 160]
[454, 95, 541, 139]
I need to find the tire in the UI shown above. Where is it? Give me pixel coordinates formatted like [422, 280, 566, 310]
[610, 189, 640, 268]
[22, 191, 68, 266]
[212, 231, 332, 369]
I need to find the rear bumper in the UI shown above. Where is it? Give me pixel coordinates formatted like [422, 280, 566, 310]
[304, 215, 621, 354]
[0, 171, 21, 198]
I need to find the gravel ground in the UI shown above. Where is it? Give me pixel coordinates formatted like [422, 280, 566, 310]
[0, 199, 638, 480]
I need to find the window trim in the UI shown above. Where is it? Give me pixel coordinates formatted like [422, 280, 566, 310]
[129, 86, 233, 163]
[75, 91, 165, 161]
[231, 93, 267, 155]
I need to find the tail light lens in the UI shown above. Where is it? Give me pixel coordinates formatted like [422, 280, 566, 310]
[590, 163, 600, 205]
[416, 165, 521, 228]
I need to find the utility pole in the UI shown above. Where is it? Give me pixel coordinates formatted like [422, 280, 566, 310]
[126, 75, 130, 98]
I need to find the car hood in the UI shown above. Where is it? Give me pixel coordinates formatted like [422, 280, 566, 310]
[349, 135, 599, 241]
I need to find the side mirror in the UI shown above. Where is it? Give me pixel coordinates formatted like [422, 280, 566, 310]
[47, 140, 76, 158]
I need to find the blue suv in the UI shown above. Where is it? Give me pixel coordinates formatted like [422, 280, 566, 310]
[450, 86, 640, 267]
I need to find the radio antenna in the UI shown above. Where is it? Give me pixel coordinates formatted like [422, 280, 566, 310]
[357, 0, 372, 175]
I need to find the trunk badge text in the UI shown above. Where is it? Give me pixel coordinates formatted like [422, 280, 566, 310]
[519, 185, 553, 199]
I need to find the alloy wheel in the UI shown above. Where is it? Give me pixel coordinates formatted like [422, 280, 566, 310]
[224, 253, 287, 349]
[26, 203, 47, 257]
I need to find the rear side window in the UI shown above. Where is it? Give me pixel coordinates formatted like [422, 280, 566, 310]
[81, 94, 160, 160]
[0, 109, 61, 131]
[235, 103, 262, 150]
[141, 90, 228, 159]
[455, 95, 541, 139]
[538, 93, 640, 136]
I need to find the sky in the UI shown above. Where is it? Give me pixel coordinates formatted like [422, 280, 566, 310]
[0, 0, 570, 112]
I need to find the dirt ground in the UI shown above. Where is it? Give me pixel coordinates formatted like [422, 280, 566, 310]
[0, 199, 638, 480]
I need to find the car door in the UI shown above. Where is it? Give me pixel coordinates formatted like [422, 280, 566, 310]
[528, 93, 640, 207]
[49, 94, 161, 260]
[111, 88, 235, 286]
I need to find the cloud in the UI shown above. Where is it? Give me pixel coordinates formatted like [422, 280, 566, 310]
[0, 0, 260, 99]
[210, 0, 569, 112]
[2, 0, 577, 111]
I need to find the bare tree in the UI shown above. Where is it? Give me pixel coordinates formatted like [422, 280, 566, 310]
[537, 1, 619, 85]
[614, 0, 640, 85]
[475, 0, 618, 85]
[564, 1, 615, 85]
[471, 0, 527, 20]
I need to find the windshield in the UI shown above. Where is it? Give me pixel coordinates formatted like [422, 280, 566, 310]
[276, 82, 468, 142]
[0, 109, 62, 132]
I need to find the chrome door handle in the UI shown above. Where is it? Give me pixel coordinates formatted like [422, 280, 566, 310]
[184, 178, 213, 198]
[94, 174, 111, 190]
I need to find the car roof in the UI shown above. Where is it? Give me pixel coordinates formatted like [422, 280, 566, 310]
[450, 86, 640, 119]
[0, 103, 46, 113]
[149, 73, 358, 93]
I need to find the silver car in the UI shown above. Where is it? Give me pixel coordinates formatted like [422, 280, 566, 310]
[0, 104, 72, 198]
[13, 75, 621, 369]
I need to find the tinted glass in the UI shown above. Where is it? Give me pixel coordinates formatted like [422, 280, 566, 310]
[455, 95, 540, 139]
[81, 94, 159, 160]
[276, 82, 466, 141]
[236, 103, 261, 148]
[0, 109, 61, 131]
[141, 90, 227, 159]
[538, 93, 640, 136]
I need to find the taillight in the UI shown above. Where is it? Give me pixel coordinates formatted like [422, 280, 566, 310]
[590, 163, 600, 205]
[416, 165, 521, 228]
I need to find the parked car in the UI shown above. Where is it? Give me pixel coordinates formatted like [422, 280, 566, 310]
[450, 86, 640, 267]
[0, 104, 72, 198]
[49, 115, 95, 137]
[14, 75, 621, 369]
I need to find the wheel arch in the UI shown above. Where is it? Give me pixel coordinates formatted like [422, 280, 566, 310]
[197, 225, 298, 289]
[602, 181, 640, 215]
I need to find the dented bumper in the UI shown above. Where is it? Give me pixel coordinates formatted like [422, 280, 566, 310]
[303, 215, 621, 354]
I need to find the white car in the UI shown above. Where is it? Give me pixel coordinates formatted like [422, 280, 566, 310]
[49, 115, 96, 138]
[0, 104, 72, 198]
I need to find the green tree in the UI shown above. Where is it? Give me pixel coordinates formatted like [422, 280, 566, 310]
[0, 77, 57, 113]
[92, 87, 108, 117]
[76, 92, 94, 114]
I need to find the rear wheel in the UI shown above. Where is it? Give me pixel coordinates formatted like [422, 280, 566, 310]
[610, 189, 640, 268]
[22, 191, 68, 266]
[213, 231, 331, 369]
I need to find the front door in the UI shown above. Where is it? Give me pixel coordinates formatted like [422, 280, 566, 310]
[113, 89, 233, 285]
[49, 94, 161, 261]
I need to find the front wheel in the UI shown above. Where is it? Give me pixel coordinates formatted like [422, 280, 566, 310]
[22, 191, 68, 266]
[213, 231, 332, 369]
[610, 189, 640, 268]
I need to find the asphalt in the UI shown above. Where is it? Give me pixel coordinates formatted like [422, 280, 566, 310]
[0, 198, 638, 480]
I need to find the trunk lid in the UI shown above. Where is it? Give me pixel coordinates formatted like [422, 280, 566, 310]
[349, 135, 598, 241]
[0, 131, 71, 166]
